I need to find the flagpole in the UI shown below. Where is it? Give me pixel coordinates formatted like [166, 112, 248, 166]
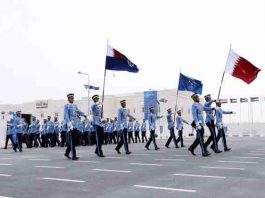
[217, 44, 232, 100]
[173, 70, 181, 124]
[101, 39, 109, 118]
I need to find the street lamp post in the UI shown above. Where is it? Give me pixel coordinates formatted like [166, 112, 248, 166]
[77, 71, 90, 116]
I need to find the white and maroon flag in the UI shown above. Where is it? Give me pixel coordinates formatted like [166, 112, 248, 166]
[225, 50, 261, 84]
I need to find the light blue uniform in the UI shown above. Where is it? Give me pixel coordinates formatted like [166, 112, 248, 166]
[141, 122, 147, 132]
[118, 108, 134, 130]
[216, 107, 232, 128]
[91, 103, 102, 127]
[64, 103, 85, 130]
[54, 121, 60, 134]
[166, 113, 174, 130]
[148, 113, 162, 131]
[176, 116, 189, 130]
[192, 103, 211, 127]
[134, 122, 140, 132]
[204, 100, 215, 124]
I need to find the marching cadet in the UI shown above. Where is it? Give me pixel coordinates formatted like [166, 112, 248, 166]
[60, 120, 67, 147]
[35, 120, 41, 147]
[91, 95, 105, 157]
[13, 111, 23, 152]
[89, 120, 96, 145]
[64, 93, 87, 160]
[215, 101, 233, 151]
[188, 94, 211, 157]
[29, 116, 37, 148]
[134, 120, 141, 143]
[76, 116, 83, 146]
[176, 110, 189, 147]
[103, 118, 109, 144]
[22, 118, 29, 148]
[41, 119, 49, 148]
[145, 107, 163, 150]
[115, 100, 135, 155]
[83, 117, 91, 146]
[141, 119, 148, 143]
[165, 108, 178, 148]
[204, 94, 222, 153]
[113, 117, 120, 143]
[46, 116, 54, 147]
[4, 120, 15, 149]
[109, 119, 117, 144]
[128, 119, 135, 143]
[54, 117, 61, 146]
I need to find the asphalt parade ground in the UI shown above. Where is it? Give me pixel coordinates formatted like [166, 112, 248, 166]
[0, 137, 265, 198]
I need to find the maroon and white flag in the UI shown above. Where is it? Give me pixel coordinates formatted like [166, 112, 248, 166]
[225, 50, 261, 84]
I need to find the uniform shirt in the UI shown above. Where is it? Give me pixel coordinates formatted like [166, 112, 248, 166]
[134, 122, 140, 132]
[6, 123, 13, 135]
[54, 121, 60, 134]
[91, 103, 102, 127]
[84, 119, 91, 132]
[41, 123, 47, 135]
[148, 113, 162, 131]
[64, 103, 85, 130]
[166, 113, 174, 129]
[46, 121, 54, 134]
[128, 122, 134, 132]
[118, 107, 134, 129]
[29, 121, 37, 134]
[141, 122, 147, 132]
[113, 121, 118, 132]
[90, 121, 95, 133]
[12, 113, 22, 134]
[36, 123, 40, 134]
[22, 122, 28, 134]
[204, 100, 215, 123]
[215, 107, 232, 124]
[176, 116, 189, 130]
[192, 102, 212, 127]
[77, 120, 84, 133]
[60, 120, 67, 132]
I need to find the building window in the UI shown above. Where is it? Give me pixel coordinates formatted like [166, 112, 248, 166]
[41, 112, 44, 118]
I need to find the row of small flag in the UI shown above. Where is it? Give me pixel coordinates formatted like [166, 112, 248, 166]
[218, 97, 265, 104]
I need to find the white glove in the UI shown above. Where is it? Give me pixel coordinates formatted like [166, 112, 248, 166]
[217, 122, 223, 130]
[67, 122, 74, 130]
[196, 125, 202, 130]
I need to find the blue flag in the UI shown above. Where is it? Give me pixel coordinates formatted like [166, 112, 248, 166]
[105, 45, 139, 73]
[178, 73, 203, 94]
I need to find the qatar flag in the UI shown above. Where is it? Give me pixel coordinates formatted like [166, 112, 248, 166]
[105, 45, 139, 73]
[225, 50, 261, 84]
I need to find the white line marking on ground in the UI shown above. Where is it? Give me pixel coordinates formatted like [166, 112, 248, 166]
[131, 154, 150, 156]
[175, 155, 191, 157]
[0, 164, 13, 166]
[0, 174, 12, 177]
[73, 160, 100, 164]
[42, 177, 85, 183]
[0, 196, 13, 198]
[133, 185, 196, 193]
[35, 166, 65, 169]
[234, 156, 265, 159]
[155, 159, 185, 161]
[218, 160, 257, 164]
[173, 173, 226, 179]
[245, 153, 265, 156]
[92, 169, 132, 173]
[105, 157, 129, 159]
[28, 159, 51, 161]
[200, 166, 245, 170]
[0, 158, 13, 160]
[129, 163, 163, 166]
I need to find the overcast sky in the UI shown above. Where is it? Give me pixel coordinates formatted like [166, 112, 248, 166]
[0, 0, 264, 105]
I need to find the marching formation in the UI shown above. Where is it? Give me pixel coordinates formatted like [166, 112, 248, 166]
[2, 92, 235, 161]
